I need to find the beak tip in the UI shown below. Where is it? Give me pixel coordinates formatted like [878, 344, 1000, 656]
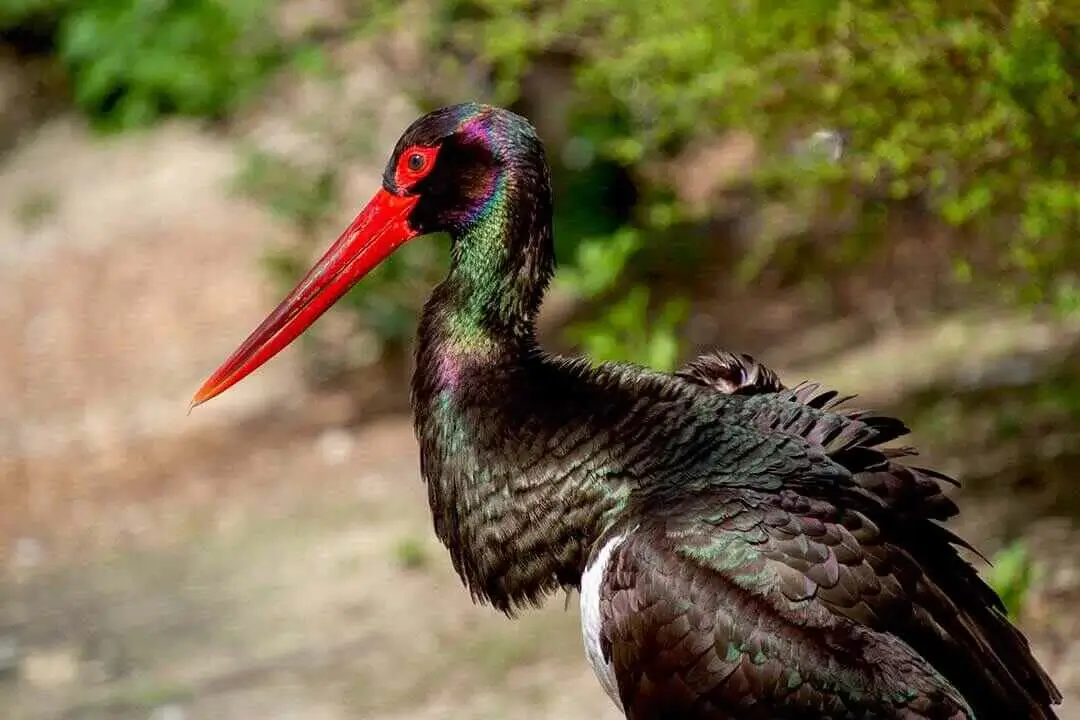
[189, 381, 218, 413]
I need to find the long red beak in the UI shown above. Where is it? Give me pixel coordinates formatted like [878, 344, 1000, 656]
[191, 188, 420, 408]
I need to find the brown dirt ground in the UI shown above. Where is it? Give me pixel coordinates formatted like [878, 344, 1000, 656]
[0, 398, 620, 720]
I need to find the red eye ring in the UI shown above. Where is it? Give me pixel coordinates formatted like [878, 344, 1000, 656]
[395, 145, 439, 188]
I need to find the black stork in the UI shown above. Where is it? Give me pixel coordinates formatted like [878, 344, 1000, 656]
[193, 103, 1061, 719]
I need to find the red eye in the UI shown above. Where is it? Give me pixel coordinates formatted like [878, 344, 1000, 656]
[395, 145, 438, 188]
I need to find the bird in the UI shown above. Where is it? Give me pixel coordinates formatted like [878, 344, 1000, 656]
[192, 103, 1061, 719]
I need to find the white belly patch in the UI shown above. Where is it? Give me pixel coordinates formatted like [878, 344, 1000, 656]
[580, 533, 626, 713]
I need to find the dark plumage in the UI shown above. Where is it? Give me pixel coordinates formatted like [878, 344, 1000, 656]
[600, 351, 1057, 718]
[676, 351, 785, 395]
[195, 104, 1061, 719]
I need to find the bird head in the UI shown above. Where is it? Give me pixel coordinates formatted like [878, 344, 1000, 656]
[192, 103, 547, 407]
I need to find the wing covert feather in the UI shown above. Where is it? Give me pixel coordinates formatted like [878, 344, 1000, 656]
[598, 512, 974, 719]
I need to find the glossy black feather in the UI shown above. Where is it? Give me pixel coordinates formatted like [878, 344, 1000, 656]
[585, 351, 1061, 719]
[600, 519, 975, 719]
[676, 351, 785, 396]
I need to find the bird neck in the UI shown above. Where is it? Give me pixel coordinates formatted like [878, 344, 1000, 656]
[408, 171, 632, 609]
[412, 166, 555, 436]
[425, 159, 555, 359]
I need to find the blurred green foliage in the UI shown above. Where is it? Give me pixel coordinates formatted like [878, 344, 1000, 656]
[4, 0, 1079, 371]
[1, 0, 281, 129]
[561, 229, 688, 371]
[392, 535, 429, 570]
[986, 540, 1038, 621]
[446, 0, 1080, 309]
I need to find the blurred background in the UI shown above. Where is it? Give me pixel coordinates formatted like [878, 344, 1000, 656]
[1, 0, 1079, 717]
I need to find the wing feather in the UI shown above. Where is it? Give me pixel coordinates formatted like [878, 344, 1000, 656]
[598, 515, 975, 719]
[659, 350, 1060, 718]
